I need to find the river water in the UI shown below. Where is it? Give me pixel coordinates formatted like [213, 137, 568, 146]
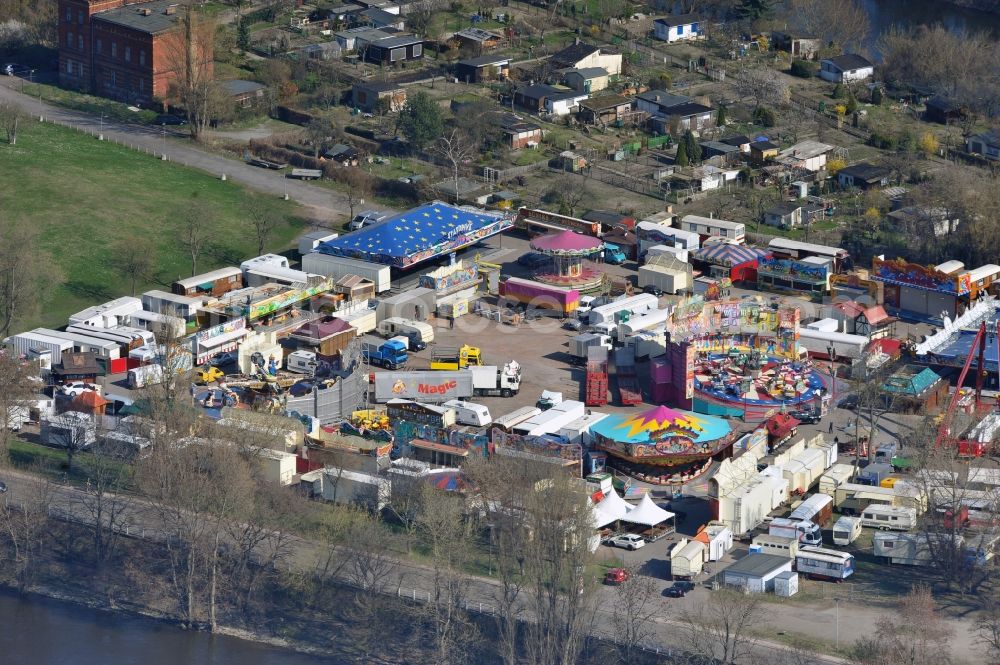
[860, 0, 1000, 50]
[0, 589, 338, 665]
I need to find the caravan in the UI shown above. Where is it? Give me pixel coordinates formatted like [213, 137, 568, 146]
[832, 516, 862, 546]
[377, 318, 435, 346]
[442, 400, 492, 427]
[859, 505, 917, 531]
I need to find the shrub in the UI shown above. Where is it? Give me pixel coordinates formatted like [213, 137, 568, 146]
[832, 83, 845, 99]
[789, 60, 817, 78]
[753, 106, 777, 127]
[871, 87, 883, 105]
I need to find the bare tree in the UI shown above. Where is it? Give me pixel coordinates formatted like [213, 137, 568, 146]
[978, 594, 1000, 665]
[413, 485, 479, 664]
[110, 235, 156, 297]
[734, 67, 790, 109]
[463, 455, 601, 665]
[304, 117, 330, 159]
[788, 0, 870, 53]
[0, 471, 54, 592]
[0, 351, 40, 464]
[135, 427, 254, 630]
[609, 570, 660, 663]
[406, 0, 447, 37]
[341, 169, 373, 222]
[0, 102, 23, 145]
[164, 3, 223, 140]
[850, 586, 952, 665]
[681, 588, 765, 665]
[179, 195, 214, 276]
[0, 220, 63, 338]
[241, 194, 280, 256]
[434, 128, 475, 204]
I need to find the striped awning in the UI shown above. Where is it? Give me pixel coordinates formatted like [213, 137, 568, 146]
[692, 243, 767, 267]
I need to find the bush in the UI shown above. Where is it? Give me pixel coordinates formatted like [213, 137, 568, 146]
[846, 94, 858, 114]
[871, 87, 884, 105]
[789, 60, 817, 78]
[753, 106, 777, 127]
[868, 132, 897, 150]
[832, 83, 845, 99]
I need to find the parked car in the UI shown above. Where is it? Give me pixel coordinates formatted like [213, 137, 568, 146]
[0, 480, 6, 493]
[563, 319, 584, 331]
[516, 252, 549, 268]
[195, 366, 225, 384]
[838, 395, 859, 411]
[604, 568, 631, 585]
[61, 382, 98, 397]
[643, 284, 664, 297]
[209, 352, 237, 367]
[153, 113, 187, 126]
[607, 533, 645, 551]
[790, 409, 821, 424]
[663, 584, 688, 598]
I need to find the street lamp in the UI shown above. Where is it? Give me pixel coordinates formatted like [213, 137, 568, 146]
[100, 113, 106, 135]
[835, 598, 840, 649]
[161, 123, 166, 157]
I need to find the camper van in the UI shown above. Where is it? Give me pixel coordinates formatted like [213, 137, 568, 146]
[127, 364, 164, 390]
[832, 516, 862, 546]
[286, 350, 319, 375]
[442, 399, 492, 427]
[859, 505, 917, 531]
[377, 317, 435, 345]
[769, 517, 822, 546]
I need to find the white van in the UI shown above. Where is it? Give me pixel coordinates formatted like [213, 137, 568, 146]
[860, 505, 917, 531]
[377, 317, 434, 345]
[127, 364, 164, 390]
[443, 399, 492, 427]
[286, 350, 319, 374]
[832, 516, 862, 546]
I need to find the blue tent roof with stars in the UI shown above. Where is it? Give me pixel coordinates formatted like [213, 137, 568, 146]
[315, 201, 511, 267]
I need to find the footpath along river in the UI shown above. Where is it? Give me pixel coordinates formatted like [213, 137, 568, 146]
[0, 588, 339, 665]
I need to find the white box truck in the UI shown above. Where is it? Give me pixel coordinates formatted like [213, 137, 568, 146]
[442, 399, 492, 427]
[302, 253, 391, 293]
[768, 517, 822, 546]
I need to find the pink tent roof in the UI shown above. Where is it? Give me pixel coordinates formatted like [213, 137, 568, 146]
[530, 230, 602, 253]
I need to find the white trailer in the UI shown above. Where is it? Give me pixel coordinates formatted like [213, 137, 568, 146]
[670, 539, 706, 579]
[32, 328, 121, 360]
[616, 308, 673, 341]
[859, 505, 917, 531]
[832, 516, 862, 545]
[782, 447, 827, 494]
[797, 327, 868, 360]
[715, 473, 786, 537]
[302, 253, 391, 293]
[4, 331, 74, 365]
[586, 294, 659, 326]
[873, 532, 946, 566]
[514, 400, 586, 437]
[819, 464, 854, 495]
[557, 412, 609, 445]
[492, 406, 542, 431]
[638, 263, 691, 295]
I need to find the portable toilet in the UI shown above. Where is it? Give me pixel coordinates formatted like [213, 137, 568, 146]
[774, 571, 799, 597]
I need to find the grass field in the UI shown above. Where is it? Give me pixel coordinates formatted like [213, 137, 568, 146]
[1, 119, 309, 331]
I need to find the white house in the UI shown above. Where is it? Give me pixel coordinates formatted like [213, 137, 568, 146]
[550, 42, 623, 76]
[819, 54, 874, 83]
[653, 14, 702, 43]
[545, 89, 589, 116]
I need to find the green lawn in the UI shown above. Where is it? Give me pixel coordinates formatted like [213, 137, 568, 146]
[22, 82, 159, 125]
[1, 119, 309, 331]
[9, 438, 133, 488]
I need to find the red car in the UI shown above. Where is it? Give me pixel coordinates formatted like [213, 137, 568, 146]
[604, 568, 631, 585]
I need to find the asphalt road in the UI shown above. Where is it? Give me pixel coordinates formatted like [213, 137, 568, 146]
[0, 78, 367, 225]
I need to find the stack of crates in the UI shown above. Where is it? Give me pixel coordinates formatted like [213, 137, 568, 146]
[585, 346, 608, 407]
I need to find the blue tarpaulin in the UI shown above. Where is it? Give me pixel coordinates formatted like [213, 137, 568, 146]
[316, 201, 511, 268]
